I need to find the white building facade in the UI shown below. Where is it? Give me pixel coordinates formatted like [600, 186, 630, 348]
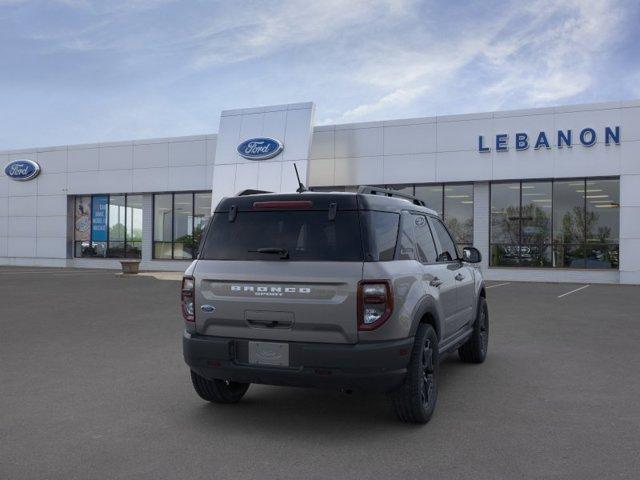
[1, 100, 639, 284]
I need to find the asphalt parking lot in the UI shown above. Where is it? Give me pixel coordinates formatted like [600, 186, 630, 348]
[1, 268, 639, 480]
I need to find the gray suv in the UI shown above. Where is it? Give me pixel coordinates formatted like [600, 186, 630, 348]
[182, 186, 488, 423]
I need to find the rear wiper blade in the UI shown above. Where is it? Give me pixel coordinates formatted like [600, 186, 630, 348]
[248, 247, 290, 259]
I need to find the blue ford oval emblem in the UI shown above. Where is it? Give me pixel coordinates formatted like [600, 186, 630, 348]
[237, 137, 283, 160]
[200, 304, 215, 313]
[4, 159, 41, 181]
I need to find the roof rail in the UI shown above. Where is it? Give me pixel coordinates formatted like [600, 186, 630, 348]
[236, 189, 272, 196]
[357, 186, 426, 207]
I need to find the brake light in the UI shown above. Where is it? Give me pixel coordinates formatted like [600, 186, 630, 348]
[181, 276, 195, 322]
[253, 200, 313, 210]
[357, 280, 393, 331]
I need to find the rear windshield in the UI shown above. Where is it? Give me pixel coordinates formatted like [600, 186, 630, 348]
[200, 209, 402, 262]
[200, 211, 364, 261]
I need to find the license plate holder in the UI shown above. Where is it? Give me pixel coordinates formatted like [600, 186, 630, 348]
[248, 341, 290, 367]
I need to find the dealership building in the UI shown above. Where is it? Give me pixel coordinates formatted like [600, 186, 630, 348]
[1, 100, 639, 284]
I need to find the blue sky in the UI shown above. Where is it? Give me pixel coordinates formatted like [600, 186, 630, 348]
[1, 0, 639, 150]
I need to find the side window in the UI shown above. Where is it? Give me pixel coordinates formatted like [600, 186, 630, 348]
[398, 213, 416, 260]
[430, 218, 458, 262]
[413, 214, 438, 263]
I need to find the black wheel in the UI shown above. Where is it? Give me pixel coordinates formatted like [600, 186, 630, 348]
[389, 324, 438, 424]
[190, 370, 250, 404]
[458, 296, 489, 364]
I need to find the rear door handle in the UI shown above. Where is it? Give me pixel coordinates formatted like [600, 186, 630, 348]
[429, 277, 443, 287]
[455, 273, 465, 281]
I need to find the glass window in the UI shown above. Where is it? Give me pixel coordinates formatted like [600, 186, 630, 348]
[553, 180, 585, 245]
[413, 214, 438, 263]
[200, 211, 363, 262]
[415, 185, 443, 216]
[154, 194, 173, 259]
[126, 195, 143, 258]
[490, 178, 619, 269]
[520, 181, 552, 267]
[152, 191, 213, 260]
[444, 184, 473, 246]
[398, 214, 417, 261]
[363, 211, 399, 261]
[194, 192, 212, 256]
[430, 218, 458, 262]
[74, 194, 143, 259]
[173, 193, 194, 260]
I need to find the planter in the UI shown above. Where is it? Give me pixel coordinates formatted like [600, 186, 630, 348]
[119, 259, 141, 274]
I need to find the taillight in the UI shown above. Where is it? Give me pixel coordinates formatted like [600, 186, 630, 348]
[357, 280, 393, 331]
[181, 276, 195, 322]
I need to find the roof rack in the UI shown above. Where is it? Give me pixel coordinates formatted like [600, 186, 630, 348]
[236, 189, 272, 196]
[357, 186, 426, 207]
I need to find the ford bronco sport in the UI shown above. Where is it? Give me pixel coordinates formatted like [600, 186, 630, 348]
[182, 186, 488, 423]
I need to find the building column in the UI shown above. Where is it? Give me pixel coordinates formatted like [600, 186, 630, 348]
[619, 174, 640, 284]
[473, 182, 490, 273]
[141, 193, 153, 262]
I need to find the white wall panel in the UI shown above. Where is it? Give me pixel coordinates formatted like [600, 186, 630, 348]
[0, 215, 7, 236]
[620, 140, 640, 175]
[169, 140, 206, 167]
[37, 216, 67, 237]
[308, 159, 334, 186]
[8, 216, 36, 237]
[37, 149, 67, 173]
[0, 197, 7, 217]
[133, 143, 169, 169]
[68, 147, 100, 172]
[37, 195, 67, 217]
[8, 196, 37, 217]
[620, 107, 640, 141]
[8, 237, 36, 257]
[437, 118, 492, 152]
[257, 162, 283, 191]
[334, 127, 383, 158]
[334, 156, 383, 186]
[8, 178, 37, 196]
[37, 172, 67, 195]
[309, 131, 334, 160]
[132, 167, 169, 192]
[168, 165, 208, 191]
[100, 144, 133, 170]
[437, 151, 491, 182]
[36, 237, 67, 258]
[96, 169, 133, 193]
[383, 123, 436, 155]
[383, 153, 436, 184]
[282, 107, 314, 162]
[67, 171, 101, 194]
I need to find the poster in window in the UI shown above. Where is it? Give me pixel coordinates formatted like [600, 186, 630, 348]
[74, 196, 91, 241]
[91, 195, 109, 242]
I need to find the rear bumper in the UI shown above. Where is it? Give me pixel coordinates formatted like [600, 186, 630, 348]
[183, 331, 413, 392]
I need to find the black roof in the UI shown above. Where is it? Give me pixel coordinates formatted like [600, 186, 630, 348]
[215, 191, 439, 216]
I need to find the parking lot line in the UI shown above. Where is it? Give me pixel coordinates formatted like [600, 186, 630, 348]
[557, 284, 590, 298]
[486, 282, 511, 289]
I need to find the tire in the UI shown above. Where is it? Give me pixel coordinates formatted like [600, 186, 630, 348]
[458, 296, 489, 364]
[190, 370, 250, 404]
[389, 324, 439, 424]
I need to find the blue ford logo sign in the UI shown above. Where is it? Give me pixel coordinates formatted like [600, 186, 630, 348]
[4, 159, 41, 181]
[237, 137, 283, 160]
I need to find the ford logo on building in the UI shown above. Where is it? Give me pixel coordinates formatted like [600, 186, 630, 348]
[237, 137, 283, 160]
[4, 159, 41, 181]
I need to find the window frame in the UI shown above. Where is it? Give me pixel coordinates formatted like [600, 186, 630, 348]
[73, 193, 143, 259]
[489, 176, 619, 269]
[428, 216, 461, 263]
[152, 191, 212, 260]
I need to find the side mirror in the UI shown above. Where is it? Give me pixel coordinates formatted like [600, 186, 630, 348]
[462, 247, 482, 263]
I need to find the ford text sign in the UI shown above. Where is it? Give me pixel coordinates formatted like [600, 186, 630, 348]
[4, 159, 41, 181]
[237, 137, 283, 160]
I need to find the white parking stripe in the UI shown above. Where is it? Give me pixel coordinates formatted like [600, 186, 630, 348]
[486, 282, 511, 289]
[557, 284, 590, 298]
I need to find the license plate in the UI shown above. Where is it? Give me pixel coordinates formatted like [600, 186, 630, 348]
[248, 341, 289, 367]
